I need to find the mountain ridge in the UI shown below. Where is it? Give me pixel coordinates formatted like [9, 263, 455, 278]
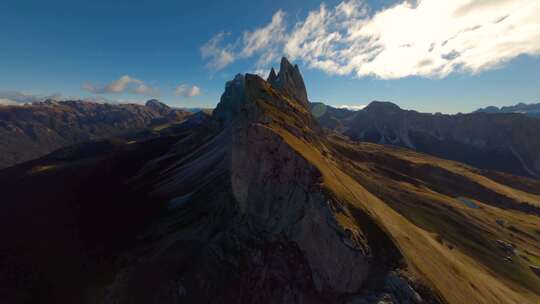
[475, 102, 540, 117]
[103, 59, 540, 303]
[313, 101, 540, 178]
[1, 58, 540, 304]
[0, 99, 192, 169]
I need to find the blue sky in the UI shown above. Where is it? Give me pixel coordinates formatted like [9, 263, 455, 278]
[1, 0, 539, 113]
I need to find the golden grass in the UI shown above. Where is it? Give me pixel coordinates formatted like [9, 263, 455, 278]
[269, 124, 540, 304]
[247, 89, 540, 303]
[384, 147, 540, 207]
[28, 165, 57, 174]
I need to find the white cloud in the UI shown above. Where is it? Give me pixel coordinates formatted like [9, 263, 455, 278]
[200, 32, 236, 71]
[200, 11, 287, 72]
[203, 0, 540, 79]
[0, 98, 19, 105]
[82, 75, 159, 96]
[241, 10, 287, 67]
[334, 104, 366, 110]
[175, 84, 201, 97]
[0, 90, 153, 106]
[252, 69, 271, 78]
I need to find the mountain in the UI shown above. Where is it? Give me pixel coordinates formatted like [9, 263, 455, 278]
[2, 58, 540, 304]
[0, 99, 192, 169]
[314, 101, 540, 178]
[475, 102, 540, 117]
[267, 57, 309, 106]
[310, 102, 357, 133]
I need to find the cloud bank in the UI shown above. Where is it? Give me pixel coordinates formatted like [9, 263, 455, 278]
[83, 75, 159, 96]
[201, 0, 540, 79]
[0, 90, 63, 105]
[334, 104, 366, 111]
[200, 32, 236, 71]
[175, 84, 201, 97]
[0, 90, 142, 106]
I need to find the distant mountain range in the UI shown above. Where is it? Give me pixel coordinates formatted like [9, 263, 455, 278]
[312, 101, 540, 178]
[475, 102, 540, 117]
[0, 99, 192, 169]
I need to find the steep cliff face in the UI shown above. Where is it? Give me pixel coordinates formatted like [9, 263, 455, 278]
[230, 75, 373, 294]
[212, 74, 246, 127]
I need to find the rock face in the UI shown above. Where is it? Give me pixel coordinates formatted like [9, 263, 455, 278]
[230, 76, 372, 293]
[267, 57, 309, 107]
[232, 123, 371, 293]
[212, 74, 246, 127]
[0, 99, 191, 168]
[315, 101, 540, 178]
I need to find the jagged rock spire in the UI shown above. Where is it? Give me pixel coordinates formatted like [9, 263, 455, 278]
[213, 58, 310, 128]
[268, 57, 309, 107]
[267, 68, 278, 83]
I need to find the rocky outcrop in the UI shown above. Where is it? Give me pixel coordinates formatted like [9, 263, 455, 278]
[145, 99, 172, 116]
[212, 74, 246, 127]
[231, 121, 371, 294]
[267, 57, 309, 107]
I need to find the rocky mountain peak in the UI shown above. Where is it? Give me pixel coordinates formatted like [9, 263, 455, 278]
[212, 74, 247, 127]
[474, 105, 500, 113]
[267, 67, 278, 83]
[363, 101, 402, 114]
[267, 57, 309, 107]
[213, 62, 313, 129]
[145, 99, 171, 115]
[145, 99, 167, 107]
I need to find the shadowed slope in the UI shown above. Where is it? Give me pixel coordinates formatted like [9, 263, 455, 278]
[0, 99, 192, 169]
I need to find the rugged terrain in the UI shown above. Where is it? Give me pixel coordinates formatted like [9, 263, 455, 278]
[0, 99, 191, 169]
[313, 102, 540, 178]
[475, 102, 540, 117]
[1, 58, 539, 304]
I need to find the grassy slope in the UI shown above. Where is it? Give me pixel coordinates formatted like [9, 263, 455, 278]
[277, 126, 540, 304]
[255, 91, 540, 304]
